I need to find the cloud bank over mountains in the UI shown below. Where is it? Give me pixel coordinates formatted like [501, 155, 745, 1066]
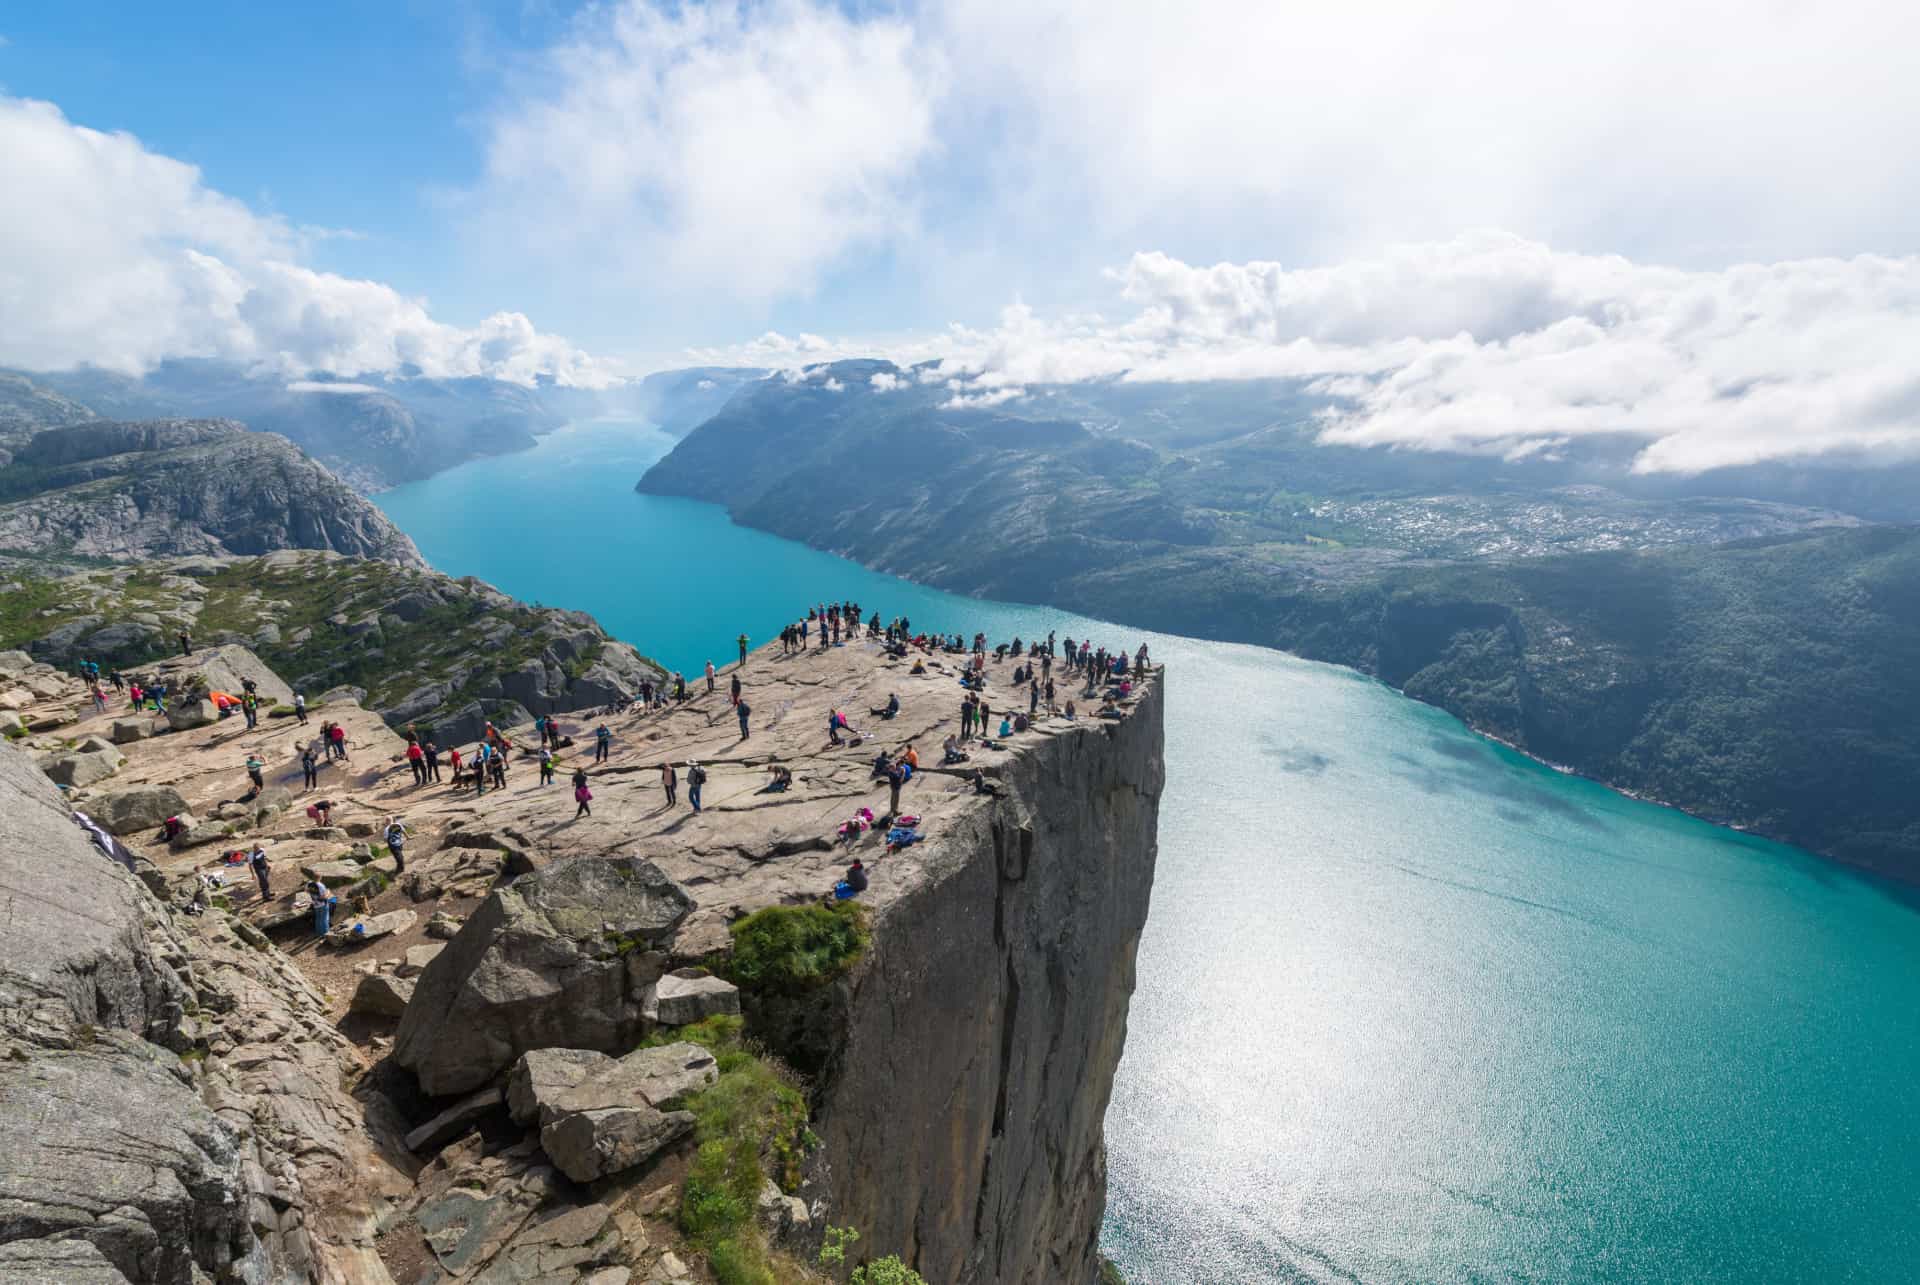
[0, 96, 604, 385]
[711, 233, 1920, 475]
[5, 0, 1918, 474]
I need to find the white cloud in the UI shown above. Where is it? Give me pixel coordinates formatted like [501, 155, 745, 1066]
[0, 96, 605, 384]
[870, 371, 905, 392]
[470, 0, 940, 305]
[285, 381, 381, 394]
[700, 233, 1920, 474]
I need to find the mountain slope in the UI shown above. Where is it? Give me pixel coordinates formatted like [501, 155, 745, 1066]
[0, 418, 424, 566]
[641, 362, 1920, 879]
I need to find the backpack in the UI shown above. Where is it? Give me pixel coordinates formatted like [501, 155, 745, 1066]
[689, 765, 707, 786]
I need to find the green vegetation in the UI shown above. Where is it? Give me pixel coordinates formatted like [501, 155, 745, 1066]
[818, 1227, 929, 1285]
[726, 902, 869, 996]
[1098, 1256, 1128, 1284]
[657, 1015, 816, 1285]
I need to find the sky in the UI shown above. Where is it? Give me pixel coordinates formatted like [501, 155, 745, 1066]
[3, 0, 1919, 473]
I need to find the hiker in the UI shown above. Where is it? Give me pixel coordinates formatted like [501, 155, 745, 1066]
[424, 740, 442, 782]
[539, 745, 556, 785]
[737, 632, 750, 665]
[244, 754, 266, 793]
[330, 721, 349, 762]
[178, 630, 192, 656]
[572, 768, 592, 818]
[489, 747, 508, 790]
[763, 764, 792, 792]
[306, 799, 334, 827]
[978, 700, 991, 740]
[961, 695, 976, 739]
[384, 818, 408, 873]
[736, 698, 751, 740]
[903, 742, 919, 772]
[301, 742, 319, 789]
[472, 742, 489, 795]
[406, 738, 426, 785]
[594, 722, 612, 764]
[971, 770, 999, 797]
[730, 672, 742, 707]
[661, 761, 678, 807]
[309, 877, 338, 935]
[687, 761, 706, 812]
[705, 660, 716, 694]
[108, 667, 124, 692]
[91, 684, 108, 715]
[447, 744, 464, 786]
[845, 859, 869, 894]
[870, 693, 900, 720]
[886, 762, 904, 816]
[157, 815, 186, 844]
[828, 710, 845, 747]
[242, 691, 259, 729]
[942, 735, 968, 765]
[293, 692, 307, 723]
[248, 845, 271, 899]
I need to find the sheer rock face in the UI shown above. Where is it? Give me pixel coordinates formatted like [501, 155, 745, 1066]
[0, 418, 424, 566]
[393, 856, 693, 1097]
[0, 739, 409, 1283]
[814, 676, 1165, 1285]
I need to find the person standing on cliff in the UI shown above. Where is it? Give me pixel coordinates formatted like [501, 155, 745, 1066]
[248, 844, 271, 900]
[594, 722, 612, 764]
[661, 761, 678, 807]
[243, 754, 265, 795]
[178, 630, 192, 656]
[384, 817, 409, 874]
[300, 741, 319, 789]
[705, 660, 716, 694]
[687, 761, 706, 812]
[424, 739, 442, 782]
[737, 698, 751, 740]
[573, 772, 593, 818]
[737, 632, 750, 665]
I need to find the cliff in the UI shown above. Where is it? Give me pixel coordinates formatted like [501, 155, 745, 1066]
[814, 666, 1164, 1283]
[1, 611, 1162, 1281]
[0, 418, 424, 566]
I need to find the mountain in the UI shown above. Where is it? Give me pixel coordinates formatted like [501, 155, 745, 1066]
[0, 418, 423, 567]
[0, 371, 99, 465]
[11, 361, 570, 490]
[640, 359, 1920, 879]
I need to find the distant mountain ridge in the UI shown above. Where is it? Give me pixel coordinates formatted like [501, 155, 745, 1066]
[640, 358, 1920, 880]
[0, 417, 422, 567]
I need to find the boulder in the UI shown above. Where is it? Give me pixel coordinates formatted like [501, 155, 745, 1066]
[397, 943, 445, 978]
[506, 1048, 615, 1126]
[89, 784, 189, 835]
[402, 845, 505, 902]
[76, 735, 119, 756]
[0, 710, 23, 734]
[0, 649, 31, 676]
[758, 1179, 811, 1236]
[166, 697, 219, 731]
[302, 859, 369, 887]
[339, 908, 417, 943]
[81, 621, 161, 658]
[351, 971, 416, 1018]
[426, 911, 465, 940]
[545, 1043, 719, 1119]
[41, 748, 124, 789]
[539, 1103, 695, 1184]
[644, 972, 741, 1027]
[304, 826, 350, 842]
[405, 1085, 506, 1154]
[108, 718, 152, 744]
[150, 644, 294, 706]
[392, 856, 695, 1095]
[0, 686, 33, 711]
[318, 685, 366, 706]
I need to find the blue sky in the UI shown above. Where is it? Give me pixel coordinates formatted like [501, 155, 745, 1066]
[4, 1, 1919, 472]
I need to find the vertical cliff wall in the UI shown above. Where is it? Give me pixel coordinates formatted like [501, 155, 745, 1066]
[813, 677, 1165, 1284]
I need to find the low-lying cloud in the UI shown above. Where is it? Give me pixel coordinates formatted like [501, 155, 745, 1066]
[0, 96, 604, 385]
[708, 233, 1920, 475]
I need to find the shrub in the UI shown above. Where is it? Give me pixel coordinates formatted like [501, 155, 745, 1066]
[852, 1260, 927, 1285]
[669, 1015, 817, 1285]
[727, 901, 869, 996]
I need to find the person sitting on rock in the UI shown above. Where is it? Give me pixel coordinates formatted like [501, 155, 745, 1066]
[870, 693, 900, 720]
[942, 735, 969, 765]
[845, 859, 869, 894]
[761, 763, 793, 793]
[870, 749, 892, 780]
[971, 769, 999, 797]
[157, 815, 186, 843]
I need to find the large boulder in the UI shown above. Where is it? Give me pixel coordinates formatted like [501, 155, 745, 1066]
[351, 971, 416, 1018]
[393, 856, 695, 1096]
[0, 649, 32, 676]
[539, 1102, 694, 1185]
[109, 717, 154, 744]
[506, 1048, 614, 1126]
[41, 746, 125, 789]
[148, 644, 295, 707]
[88, 784, 189, 835]
[165, 697, 219, 731]
[644, 971, 741, 1027]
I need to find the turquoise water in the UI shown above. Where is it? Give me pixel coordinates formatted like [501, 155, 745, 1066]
[379, 420, 1920, 1283]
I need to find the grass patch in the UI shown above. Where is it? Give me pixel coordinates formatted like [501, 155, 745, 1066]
[655, 1015, 816, 1285]
[726, 902, 869, 997]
